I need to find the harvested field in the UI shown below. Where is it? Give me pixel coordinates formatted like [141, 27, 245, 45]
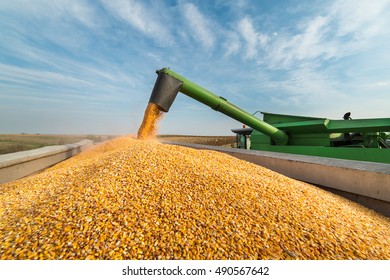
[0, 134, 115, 155]
[158, 135, 235, 147]
[1, 137, 389, 260]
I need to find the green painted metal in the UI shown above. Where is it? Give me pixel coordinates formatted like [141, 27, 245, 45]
[149, 68, 390, 164]
[158, 68, 289, 145]
[262, 112, 324, 124]
[250, 112, 390, 163]
[251, 132, 390, 164]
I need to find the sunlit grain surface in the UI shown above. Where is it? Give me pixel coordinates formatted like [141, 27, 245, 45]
[1, 137, 389, 260]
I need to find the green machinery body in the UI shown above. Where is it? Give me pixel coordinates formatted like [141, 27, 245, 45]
[148, 68, 390, 164]
[244, 112, 390, 163]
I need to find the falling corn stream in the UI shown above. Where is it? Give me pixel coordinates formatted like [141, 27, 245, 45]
[137, 103, 164, 140]
[0, 103, 390, 260]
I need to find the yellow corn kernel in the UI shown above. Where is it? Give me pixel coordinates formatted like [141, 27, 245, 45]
[0, 136, 390, 260]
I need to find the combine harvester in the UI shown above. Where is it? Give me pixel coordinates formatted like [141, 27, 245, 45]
[147, 68, 390, 216]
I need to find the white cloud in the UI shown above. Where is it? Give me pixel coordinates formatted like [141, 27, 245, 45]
[215, 0, 249, 15]
[0, 63, 87, 86]
[181, 3, 216, 49]
[375, 81, 389, 87]
[237, 18, 257, 58]
[0, 58, 136, 102]
[146, 52, 161, 62]
[294, 16, 332, 60]
[262, 66, 348, 118]
[101, 0, 173, 44]
[0, 0, 102, 57]
[66, 1, 98, 29]
[237, 17, 269, 59]
[0, 0, 98, 29]
[0, 62, 119, 99]
[223, 32, 241, 57]
[232, 0, 390, 69]
[330, 0, 390, 39]
[364, 81, 390, 89]
[268, 15, 337, 68]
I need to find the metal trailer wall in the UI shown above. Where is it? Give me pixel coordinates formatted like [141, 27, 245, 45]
[0, 139, 94, 184]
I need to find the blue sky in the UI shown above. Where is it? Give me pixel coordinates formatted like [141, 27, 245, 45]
[1, 0, 389, 135]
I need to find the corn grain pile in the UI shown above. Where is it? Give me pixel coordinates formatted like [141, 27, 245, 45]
[1, 137, 390, 260]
